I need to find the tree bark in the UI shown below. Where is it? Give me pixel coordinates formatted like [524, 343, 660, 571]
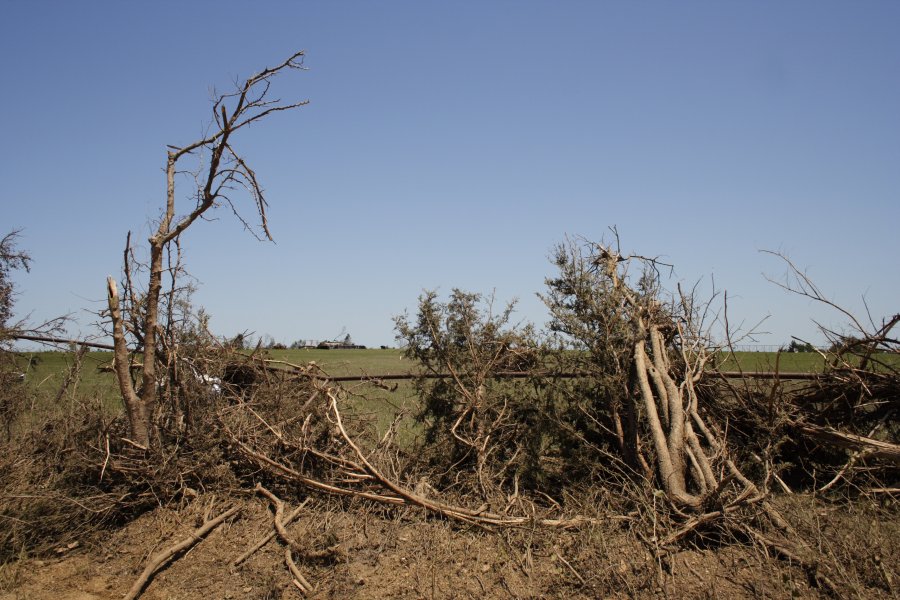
[796, 423, 900, 464]
[107, 277, 149, 448]
[633, 335, 700, 509]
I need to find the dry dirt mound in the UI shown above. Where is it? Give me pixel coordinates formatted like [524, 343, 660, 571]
[3, 492, 894, 599]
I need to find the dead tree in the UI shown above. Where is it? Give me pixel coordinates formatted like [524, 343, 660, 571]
[107, 52, 308, 449]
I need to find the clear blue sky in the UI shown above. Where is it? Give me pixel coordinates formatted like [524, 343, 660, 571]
[2, 1, 898, 349]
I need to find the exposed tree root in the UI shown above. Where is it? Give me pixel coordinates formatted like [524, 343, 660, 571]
[284, 545, 313, 595]
[254, 484, 344, 561]
[253, 484, 351, 595]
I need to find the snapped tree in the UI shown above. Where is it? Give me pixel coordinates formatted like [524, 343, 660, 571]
[107, 52, 308, 449]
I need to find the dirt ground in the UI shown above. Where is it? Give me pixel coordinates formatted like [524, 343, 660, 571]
[0, 491, 894, 600]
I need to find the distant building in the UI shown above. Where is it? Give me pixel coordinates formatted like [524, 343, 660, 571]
[316, 340, 366, 350]
[316, 333, 366, 350]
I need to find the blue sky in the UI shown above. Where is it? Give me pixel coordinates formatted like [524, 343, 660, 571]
[2, 1, 898, 349]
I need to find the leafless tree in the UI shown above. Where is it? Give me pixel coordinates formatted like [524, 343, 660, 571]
[107, 52, 308, 449]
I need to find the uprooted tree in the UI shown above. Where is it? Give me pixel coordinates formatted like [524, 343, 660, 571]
[6, 209, 894, 593]
[0, 231, 32, 437]
[541, 235, 753, 511]
[106, 51, 308, 449]
[0, 47, 895, 598]
[393, 236, 772, 514]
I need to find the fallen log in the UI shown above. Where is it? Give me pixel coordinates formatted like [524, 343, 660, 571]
[795, 423, 900, 465]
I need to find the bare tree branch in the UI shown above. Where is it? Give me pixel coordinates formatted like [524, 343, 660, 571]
[109, 51, 308, 449]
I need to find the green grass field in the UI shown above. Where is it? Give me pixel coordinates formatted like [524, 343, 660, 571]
[12, 349, 420, 437]
[10, 347, 895, 446]
[716, 350, 900, 373]
[12, 350, 119, 412]
[13, 348, 896, 417]
[13, 349, 871, 398]
[263, 348, 411, 377]
[715, 351, 828, 373]
[13, 349, 412, 398]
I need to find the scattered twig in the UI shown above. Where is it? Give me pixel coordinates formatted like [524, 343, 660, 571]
[325, 385, 595, 529]
[555, 550, 587, 586]
[123, 505, 240, 600]
[254, 484, 327, 594]
[865, 487, 900, 495]
[746, 527, 839, 595]
[99, 433, 111, 482]
[232, 500, 309, 567]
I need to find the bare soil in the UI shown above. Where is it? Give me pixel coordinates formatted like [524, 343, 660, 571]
[1, 492, 895, 600]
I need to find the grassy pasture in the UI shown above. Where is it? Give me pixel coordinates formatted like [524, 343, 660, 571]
[715, 351, 828, 373]
[264, 347, 410, 377]
[14, 348, 894, 427]
[14, 349, 411, 400]
[13, 350, 120, 415]
[716, 350, 900, 373]
[14, 348, 861, 402]
[12, 349, 420, 440]
[17, 348, 889, 387]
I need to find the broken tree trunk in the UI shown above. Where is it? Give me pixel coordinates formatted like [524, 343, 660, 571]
[107, 277, 150, 449]
[796, 422, 900, 465]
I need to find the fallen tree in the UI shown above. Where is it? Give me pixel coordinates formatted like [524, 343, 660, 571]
[542, 235, 753, 512]
[758, 251, 899, 493]
[2, 46, 896, 596]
